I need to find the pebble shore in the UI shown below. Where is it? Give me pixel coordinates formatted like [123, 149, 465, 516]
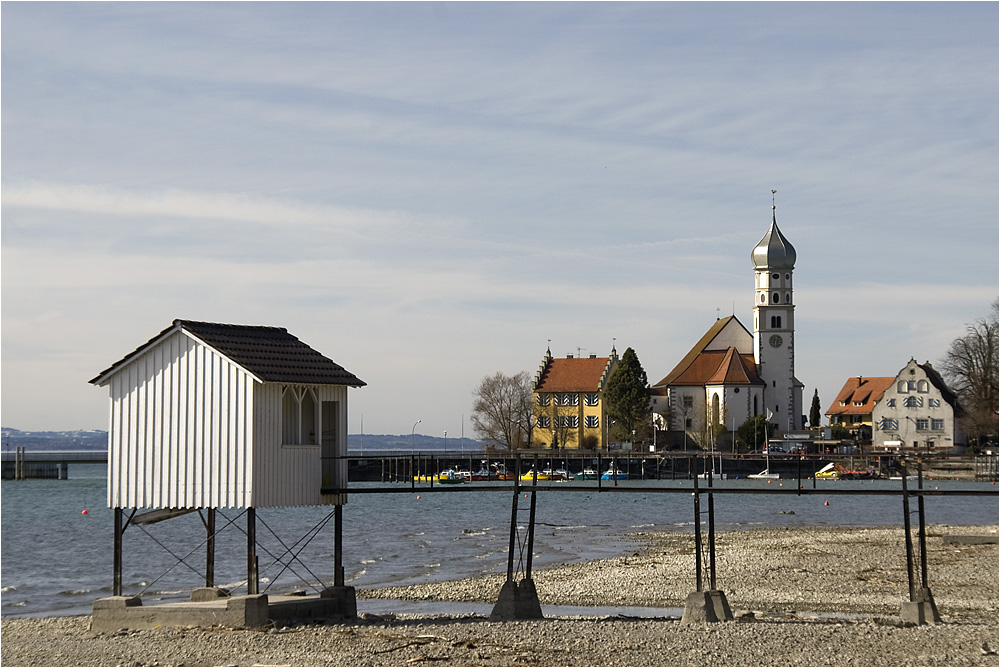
[3, 524, 997, 667]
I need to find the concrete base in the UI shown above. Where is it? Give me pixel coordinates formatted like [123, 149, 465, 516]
[91, 587, 357, 632]
[190, 587, 230, 602]
[490, 578, 543, 621]
[680, 590, 733, 624]
[900, 587, 941, 626]
[91, 594, 269, 632]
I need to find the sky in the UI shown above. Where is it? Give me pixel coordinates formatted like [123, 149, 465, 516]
[2, 2, 997, 438]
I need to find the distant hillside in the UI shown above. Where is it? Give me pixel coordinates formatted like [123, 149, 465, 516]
[0, 428, 483, 453]
[1, 428, 109, 450]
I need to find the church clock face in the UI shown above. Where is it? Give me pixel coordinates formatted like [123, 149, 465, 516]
[769, 334, 783, 348]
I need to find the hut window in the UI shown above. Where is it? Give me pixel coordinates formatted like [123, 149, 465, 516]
[282, 386, 319, 445]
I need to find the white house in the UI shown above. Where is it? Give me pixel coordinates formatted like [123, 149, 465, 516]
[872, 359, 965, 453]
[90, 319, 366, 510]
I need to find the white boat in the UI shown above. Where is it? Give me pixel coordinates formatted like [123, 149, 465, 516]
[749, 469, 780, 480]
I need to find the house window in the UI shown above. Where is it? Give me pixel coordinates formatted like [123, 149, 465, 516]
[556, 416, 579, 428]
[903, 396, 923, 408]
[850, 415, 861, 424]
[928, 398, 940, 408]
[917, 380, 929, 393]
[897, 381, 908, 393]
[281, 386, 318, 445]
[585, 415, 599, 428]
[785, 293, 791, 304]
[931, 419, 944, 430]
[685, 418, 692, 429]
[584, 393, 599, 406]
[536, 394, 551, 407]
[772, 292, 779, 304]
[907, 380, 916, 391]
[770, 315, 782, 328]
[916, 419, 928, 430]
[682, 395, 693, 409]
[537, 416, 551, 428]
[878, 418, 899, 430]
[885, 398, 896, 407]
[558, 393, 579, 406]
[853, 401, 864, 407]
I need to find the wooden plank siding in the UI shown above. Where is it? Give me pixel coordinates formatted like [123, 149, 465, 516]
[251, 383, 348, 507]
[106, 331, 254, 509]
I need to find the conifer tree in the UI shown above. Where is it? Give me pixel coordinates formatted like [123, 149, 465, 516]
[604, 347, 650, 442]
[809, 389, 822, 428]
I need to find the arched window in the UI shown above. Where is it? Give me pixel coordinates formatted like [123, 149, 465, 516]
[711, 394, 720, 426]
[897, 380, 908, 393]
[917, 380, 929, 393]
[770, 315, 782, 328]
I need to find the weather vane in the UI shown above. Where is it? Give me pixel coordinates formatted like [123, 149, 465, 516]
[772, 189, 777, 210]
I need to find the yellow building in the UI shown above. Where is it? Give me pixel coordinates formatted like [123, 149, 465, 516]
[531, 347, 618, 449]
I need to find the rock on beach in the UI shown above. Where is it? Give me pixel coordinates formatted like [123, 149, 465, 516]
[2, 524, 997, 667]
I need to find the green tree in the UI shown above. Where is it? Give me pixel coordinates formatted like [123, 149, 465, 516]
[809, 389, 822, 428]
[604, 347, 650, 443]
[736, 415, 773, 452]
[939, 300, 999, 451]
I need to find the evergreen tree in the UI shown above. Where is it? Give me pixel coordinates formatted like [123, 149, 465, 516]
[809, 389, 822, 428]
[604, 347, 650, 442]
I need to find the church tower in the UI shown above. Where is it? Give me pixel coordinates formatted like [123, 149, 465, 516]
[751, 200, 803, 430]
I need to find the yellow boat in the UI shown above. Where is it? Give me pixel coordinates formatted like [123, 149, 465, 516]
[520, 469, 551, 481]
[412, 469, 466, 484]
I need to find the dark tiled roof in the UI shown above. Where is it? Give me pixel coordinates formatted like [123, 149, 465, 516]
[91, 319, 365, 387]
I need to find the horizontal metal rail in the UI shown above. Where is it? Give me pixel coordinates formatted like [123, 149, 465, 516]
[324, 484, 996, 497]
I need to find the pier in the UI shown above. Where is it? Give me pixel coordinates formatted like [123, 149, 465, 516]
[1, 448, 107, 479]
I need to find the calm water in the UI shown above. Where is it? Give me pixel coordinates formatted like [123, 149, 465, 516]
[1, 464, 996, 618]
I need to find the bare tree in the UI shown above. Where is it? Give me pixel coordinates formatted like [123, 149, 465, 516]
[471, 371, 533, 450]
[939, 300, 999, 450]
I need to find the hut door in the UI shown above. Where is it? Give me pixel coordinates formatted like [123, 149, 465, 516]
[321, 401, 341, 489]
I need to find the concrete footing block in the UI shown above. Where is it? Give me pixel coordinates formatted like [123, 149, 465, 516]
[490, 578, 543, 621]
[681, 590, 733, 623]
[708, 589, 734, 622]
[91, 594, 269, 632]
[190, 587, 230, 602]
[900, 587, 941, 625]
[320, 585, 358, 619]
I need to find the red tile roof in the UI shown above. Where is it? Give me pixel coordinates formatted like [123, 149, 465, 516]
[535, 356, 613, 392]
[825, 377, 894, 416]
[652, 316, 755, 387]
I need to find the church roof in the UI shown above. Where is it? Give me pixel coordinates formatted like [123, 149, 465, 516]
[534, 354, 615, 392]
[91, 319, 366, 387]
[752, 211, 796, 270]
[652, 316, 757, 388]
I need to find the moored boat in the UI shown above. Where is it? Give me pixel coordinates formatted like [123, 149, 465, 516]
[574, 467, 598, 480]
[600, 467, 628, 480]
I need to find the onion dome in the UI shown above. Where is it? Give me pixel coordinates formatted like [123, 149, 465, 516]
[751, 209, 796, 270]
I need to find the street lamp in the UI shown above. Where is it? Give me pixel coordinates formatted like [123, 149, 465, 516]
[411, 420, 421, 453]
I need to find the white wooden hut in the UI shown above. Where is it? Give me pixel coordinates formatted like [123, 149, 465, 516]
[90, 319, 366, 509]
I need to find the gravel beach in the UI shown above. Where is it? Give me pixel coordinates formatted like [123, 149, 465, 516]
[3, 524, 997, 667]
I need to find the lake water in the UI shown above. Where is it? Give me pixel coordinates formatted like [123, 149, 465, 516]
[2, 463, 996, 619]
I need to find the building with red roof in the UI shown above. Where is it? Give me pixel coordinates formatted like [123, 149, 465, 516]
[531, 347, 618, 449]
